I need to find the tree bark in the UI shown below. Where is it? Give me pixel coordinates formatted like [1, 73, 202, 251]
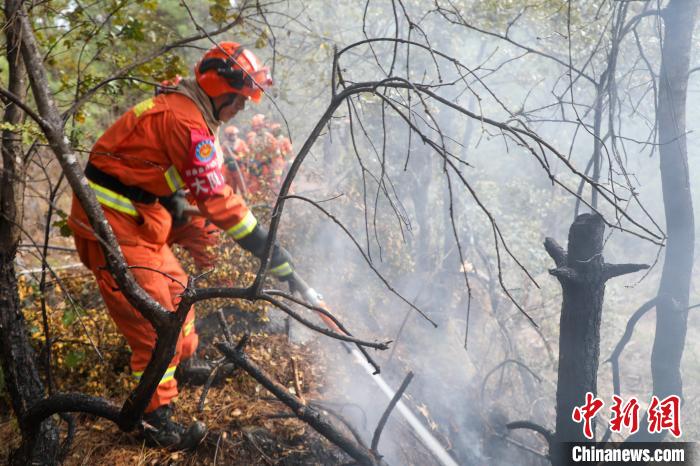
[1, 1, 59, 463]
[651, 0, 697, 407]
[549, 214, 606, 445]
[547, 214, 647, 454]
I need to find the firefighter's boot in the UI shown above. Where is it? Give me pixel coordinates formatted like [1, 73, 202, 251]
[142, 404, 206, 450]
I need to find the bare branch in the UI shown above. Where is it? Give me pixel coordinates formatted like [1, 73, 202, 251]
[371, 371, 414, 453]
[506, 420, 553, 446]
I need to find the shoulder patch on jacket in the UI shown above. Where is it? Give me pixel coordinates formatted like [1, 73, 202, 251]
[183, 128, 226, 201]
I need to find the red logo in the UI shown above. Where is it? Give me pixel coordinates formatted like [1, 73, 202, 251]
[572, 394, 682, 439]
[572, 392, 604, 439]
[609, 395, 641, 434]
[648, 395, 681, 437]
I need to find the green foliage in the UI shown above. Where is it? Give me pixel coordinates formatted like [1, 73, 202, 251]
[27, 0, 215, 148]
[61, 307, 77, 327]
[209, 0, 229, 25]
[64, 350, 85, 369]
[51, 211, 72, 238]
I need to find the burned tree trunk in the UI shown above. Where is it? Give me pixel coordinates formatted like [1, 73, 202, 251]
[649, 0, 697, 427]
[548, 214, 606, 445]
[546, 214, 647, 448]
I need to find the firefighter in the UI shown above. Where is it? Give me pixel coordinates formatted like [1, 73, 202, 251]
[68, 42, 295, 449]
[220, 125, 250, 195]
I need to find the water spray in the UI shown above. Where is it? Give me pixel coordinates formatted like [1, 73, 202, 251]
[290, 272, 459, 466]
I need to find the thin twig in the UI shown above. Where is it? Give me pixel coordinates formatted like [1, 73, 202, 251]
[371, 371, 414, 452]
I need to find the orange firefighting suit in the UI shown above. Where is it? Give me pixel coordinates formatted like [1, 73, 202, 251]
[69, 92, 259, 412]
[167, 215, 219, 271]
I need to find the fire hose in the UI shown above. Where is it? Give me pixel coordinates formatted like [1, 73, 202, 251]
[289, 272, 459, 466]
[176, 203, 458, 464]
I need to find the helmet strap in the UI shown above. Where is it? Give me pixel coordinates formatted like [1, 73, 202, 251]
[211, 93, 238, 121]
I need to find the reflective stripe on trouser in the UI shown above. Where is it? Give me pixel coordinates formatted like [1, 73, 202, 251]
[133, 366, 177, 384]
[226, 210, 257, 239]
[269, 261, 293, 278]
[88, 180, 138, 217]
[73, 236, 198, 413]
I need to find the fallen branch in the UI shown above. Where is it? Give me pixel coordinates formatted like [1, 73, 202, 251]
[506, 420, 554, 446]
[308, 401, 369, 449]
[216, 339, 384, 466]
[291, 357, 305, 405]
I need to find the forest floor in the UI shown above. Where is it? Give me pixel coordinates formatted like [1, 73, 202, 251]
[0, 232, 365, 465]
[0, 326, 356, 465]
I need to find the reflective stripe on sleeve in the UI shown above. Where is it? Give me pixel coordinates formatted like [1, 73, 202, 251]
[88, 180, 139, 217]
[164, 165, 185, 192]
[269, 261, 293, 278]
[226, 210, 258, 240]
[133, 365, 178, 385]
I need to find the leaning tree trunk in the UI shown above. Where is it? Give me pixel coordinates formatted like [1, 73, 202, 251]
[546, 214, 647, 456]
[649, 0, 698, 426]
[1, 1, 59, 463]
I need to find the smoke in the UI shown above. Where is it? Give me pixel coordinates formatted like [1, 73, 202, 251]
[246, 0, 700, 463]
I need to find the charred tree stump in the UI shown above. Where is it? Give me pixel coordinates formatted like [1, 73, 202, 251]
[546, 214, 647, 454]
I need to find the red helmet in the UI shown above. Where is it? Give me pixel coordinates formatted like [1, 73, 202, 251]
[195, 42, 272, 103]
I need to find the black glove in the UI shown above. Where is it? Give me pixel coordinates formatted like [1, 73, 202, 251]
[237, 224, 294, 281]
[159, 190, 189, 227]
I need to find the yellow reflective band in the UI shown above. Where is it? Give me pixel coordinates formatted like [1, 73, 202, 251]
[133, 98, 155, 117]
[88, 180, 138, 217]
[269, 261, 293, 278]
[164, 165, 185, 192]
[183, 320, 194, 336]
[133, 365, 177, 385]
[226, 211, 258, 240]
[160, 366, 177, 385]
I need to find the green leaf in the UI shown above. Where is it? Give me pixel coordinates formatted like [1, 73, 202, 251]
[62, 308, 77, 326]
[64, 350, 85, 369]
[52, 216, 72, 238]
[209, 3, 227, 24]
